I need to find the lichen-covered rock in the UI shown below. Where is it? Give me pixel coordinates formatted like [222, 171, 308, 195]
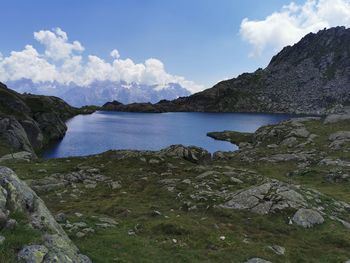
[292, 208, 324, 228]
[17, 245, 48, 263]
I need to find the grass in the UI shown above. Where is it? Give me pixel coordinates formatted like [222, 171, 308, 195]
[0, 211, 43, 263]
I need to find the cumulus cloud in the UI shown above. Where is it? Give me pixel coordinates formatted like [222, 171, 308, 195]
[240, 0, 350, 57]
[0, 28, 203, 93]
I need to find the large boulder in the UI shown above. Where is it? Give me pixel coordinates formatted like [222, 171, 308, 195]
[221, 180, 307, 215]
[292, 208, 324, 228]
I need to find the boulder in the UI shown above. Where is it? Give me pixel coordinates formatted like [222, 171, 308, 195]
[292, 208, 324, 228]
[268, 245, 286, 255]
[222, 180, 307, 215]
[161, 145, 211, 163]
[329, 131, 350, 141]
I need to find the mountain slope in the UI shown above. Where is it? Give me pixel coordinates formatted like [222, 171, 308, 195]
[103, 27, 350, 114]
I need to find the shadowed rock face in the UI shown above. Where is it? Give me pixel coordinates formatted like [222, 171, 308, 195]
[0, 82, 82, 156]
[103, 27, 350, 115]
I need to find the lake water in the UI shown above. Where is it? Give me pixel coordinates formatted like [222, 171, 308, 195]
[43, 111, 294, 158]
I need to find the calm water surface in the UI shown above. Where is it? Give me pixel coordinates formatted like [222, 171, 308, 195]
[44, 111, 294, 158]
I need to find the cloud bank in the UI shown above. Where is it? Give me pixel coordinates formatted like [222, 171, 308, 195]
[0, 28, 203, 93]
[240, 0, 350, 57]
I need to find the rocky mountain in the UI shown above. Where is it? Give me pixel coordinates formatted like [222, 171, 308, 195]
[103, 27, 350, 115]
[7, 79, 191, 107]
[0, 82, 91, 156]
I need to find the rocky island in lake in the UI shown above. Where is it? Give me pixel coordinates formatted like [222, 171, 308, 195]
[1, 2, 350, 262]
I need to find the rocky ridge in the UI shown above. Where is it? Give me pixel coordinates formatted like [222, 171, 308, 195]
[102, 27, 350, 115]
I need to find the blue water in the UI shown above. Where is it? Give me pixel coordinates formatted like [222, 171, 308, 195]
[43, 111, 294, 158]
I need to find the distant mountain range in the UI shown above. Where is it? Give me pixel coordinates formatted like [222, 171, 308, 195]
[103, 26, 350, 115]
[7, 79, 191, 107]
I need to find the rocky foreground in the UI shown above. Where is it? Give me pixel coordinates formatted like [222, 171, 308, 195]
[0, 113, 349, 262]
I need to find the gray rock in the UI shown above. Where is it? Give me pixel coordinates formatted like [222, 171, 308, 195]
[288, 127, 310, 138]
[329, 131, 350, 141]
[54, 212, 67, 223]
[0, 151, 35, 163]
[17, 245, 48, 263]
[161, 145, 211, 163]
[109, 181, 122, 190]
[76, 232, 86, 238]
[268, 245, 285, 255]
[0, 235, 5, 245]
[280, 137, 298, 147]
[222, 180, 307, 215]
[5, 218, 17, 230]
[324, 114, 350, 124]
[0, 117, 34, 155]
[99, 217, 118, 225]
[244, 258, 271, 263]
[292, 208, 324, 228]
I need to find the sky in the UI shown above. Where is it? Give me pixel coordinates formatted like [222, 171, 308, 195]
[1, 0, 350, 92]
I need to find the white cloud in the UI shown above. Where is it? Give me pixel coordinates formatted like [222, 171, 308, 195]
[0, 28, 203, 93]
[110, 49, 120, 59]
[34, 28, 84, 60]
[240, 0, 350, 57]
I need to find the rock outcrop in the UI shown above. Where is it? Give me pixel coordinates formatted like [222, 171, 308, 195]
[0, 166, 90, 262]
[0, 82, 89, 157]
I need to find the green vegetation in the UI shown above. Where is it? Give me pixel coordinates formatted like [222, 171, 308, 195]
[0, 212, 42, 263]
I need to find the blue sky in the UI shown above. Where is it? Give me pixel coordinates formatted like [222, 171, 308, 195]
[0, 0, 348, 91]
[0, 0, 305, 88]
